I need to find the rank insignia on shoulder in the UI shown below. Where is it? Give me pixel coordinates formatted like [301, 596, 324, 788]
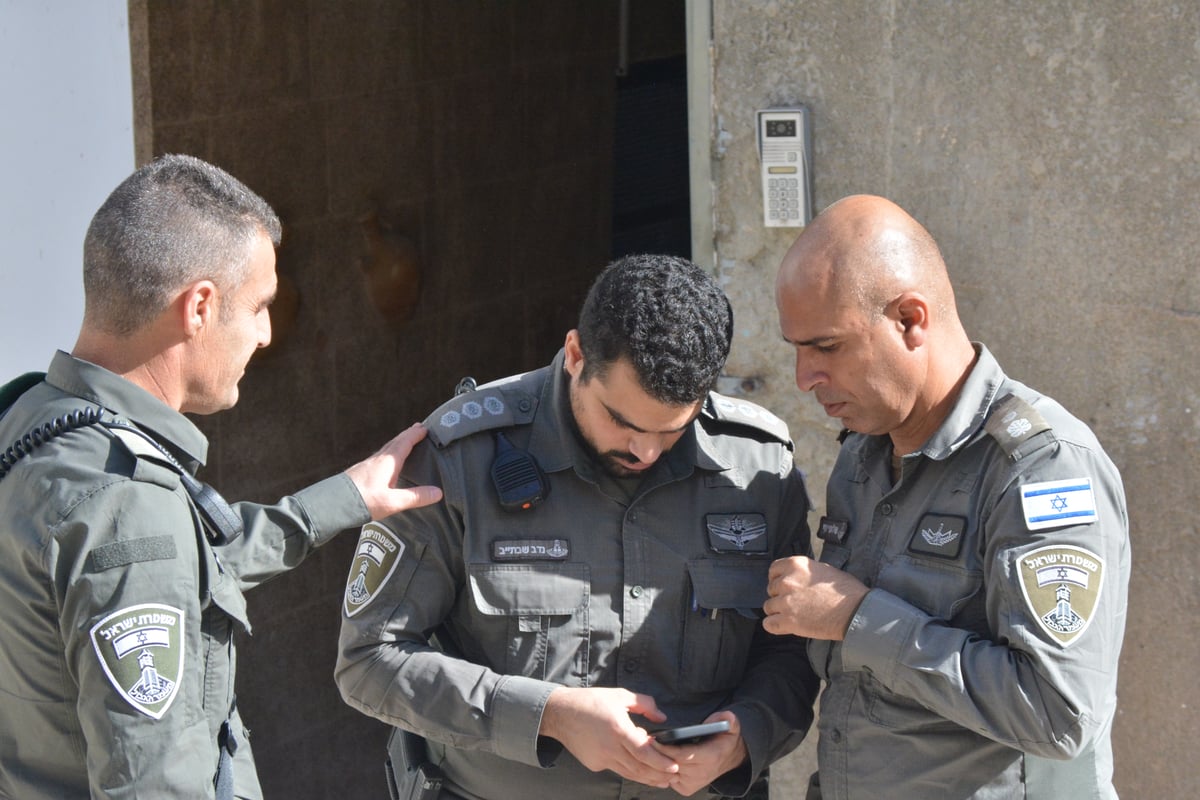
[705, 395, 791, 445]
[985, 393, 1052, 457]
[907, 514, 966, 559]
[90, 603, 185, 719]
[425, 382, 536, 448]
[439, 395, 507, 431]
[706, 513, 768, 553]
[1020, 477, 1098, 531]
[1017, 544, 1105, 647]
[344, 522, 406, 617]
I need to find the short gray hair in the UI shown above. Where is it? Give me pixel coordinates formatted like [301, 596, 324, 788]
[82, 154, 281, 335]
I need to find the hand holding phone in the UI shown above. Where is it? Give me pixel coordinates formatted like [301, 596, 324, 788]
[652, 720, 731, 745]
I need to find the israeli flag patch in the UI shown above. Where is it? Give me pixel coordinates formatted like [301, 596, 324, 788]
[1020, 477, 1098, 531]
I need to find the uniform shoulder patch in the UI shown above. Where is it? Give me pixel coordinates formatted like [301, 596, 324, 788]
[1020, 477, 1098, 530]
[985, 393, 1052, 458]
[344, 521, 407, 617]
[701, 393, 791, 445]
[1016, 544, 1105, 647]
[90, 603, 185, 719]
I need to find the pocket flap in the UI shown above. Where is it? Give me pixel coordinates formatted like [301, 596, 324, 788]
[687, 559, 770, 611]
[468, 562, 590, 616]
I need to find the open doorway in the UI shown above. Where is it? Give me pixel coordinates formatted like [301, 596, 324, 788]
[131, 3, 688, 797]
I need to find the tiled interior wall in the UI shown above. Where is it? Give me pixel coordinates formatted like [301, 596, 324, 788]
[134, 2, 621, 795]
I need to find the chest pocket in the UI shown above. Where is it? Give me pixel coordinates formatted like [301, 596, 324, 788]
[875, 555, 983, 623]
[680, 559, 769, 692]
[468, 563, 590, 684]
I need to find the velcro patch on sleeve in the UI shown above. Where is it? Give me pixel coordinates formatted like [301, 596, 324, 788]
[90, 536, 177, 571]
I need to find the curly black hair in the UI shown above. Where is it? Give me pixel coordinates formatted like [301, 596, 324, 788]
[577, 254, 733, 404]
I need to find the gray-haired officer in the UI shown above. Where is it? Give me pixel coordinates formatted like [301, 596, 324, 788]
[0, 154, 440, 800]
[336, 254, 819, 799]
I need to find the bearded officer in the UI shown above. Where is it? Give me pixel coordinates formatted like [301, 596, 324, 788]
[0, 154, 441, 800]
[336, 254, 818, 799]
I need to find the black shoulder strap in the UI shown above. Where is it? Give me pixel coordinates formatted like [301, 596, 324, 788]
[0, 401, 242, 546]
[104, 421, 244, 545]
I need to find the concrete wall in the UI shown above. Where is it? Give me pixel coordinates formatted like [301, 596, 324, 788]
[706, 2, 1199, 796]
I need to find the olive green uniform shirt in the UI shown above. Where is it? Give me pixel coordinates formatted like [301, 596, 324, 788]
[808, 345, 1130, 799]
[336, 351, 818, 800]
[0, 352, 371, 799]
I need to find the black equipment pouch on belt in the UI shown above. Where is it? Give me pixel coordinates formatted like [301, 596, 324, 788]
[385, 728, 444, 800]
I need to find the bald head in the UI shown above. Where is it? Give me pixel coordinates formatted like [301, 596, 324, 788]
[777, 194, 955, 323]
[775, 195, 977, 452]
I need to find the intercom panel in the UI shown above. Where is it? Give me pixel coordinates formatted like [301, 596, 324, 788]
[756, 107, 812, 227]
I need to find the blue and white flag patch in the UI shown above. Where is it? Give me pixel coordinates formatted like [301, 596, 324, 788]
[1020, 477, 1098, 531]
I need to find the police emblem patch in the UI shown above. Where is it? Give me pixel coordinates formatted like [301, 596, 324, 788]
[344, 521, 406, 617]
[1017, 544, 1105, 647]
[90, 603, 185, 719]
[706, 513, 768, 553]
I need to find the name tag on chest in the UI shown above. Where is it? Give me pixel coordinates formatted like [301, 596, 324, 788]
[492, 539, 570, 561]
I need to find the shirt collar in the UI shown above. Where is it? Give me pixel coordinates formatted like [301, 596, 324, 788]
[46, 350, 210, 467]
[916, 342, 1007, 461]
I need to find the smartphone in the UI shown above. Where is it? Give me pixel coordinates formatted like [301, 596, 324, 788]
[653, 720, 731, 745]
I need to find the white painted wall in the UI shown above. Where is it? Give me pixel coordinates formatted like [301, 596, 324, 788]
[0, 0, 134, 380]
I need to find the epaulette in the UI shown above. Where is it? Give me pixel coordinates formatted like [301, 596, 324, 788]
[103, 423, 187, 490]
[424, 374, 541, 448]
[700, 392, 792, 447]
[984, 393, 1055, 460]
[105, 421, 243, 544]
[107, 424, 175, 463]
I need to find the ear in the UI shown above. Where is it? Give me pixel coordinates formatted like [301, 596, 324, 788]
[894, 292, 930, 349]
[180, 280, 219, 338]
[563, 329, 585, 378]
